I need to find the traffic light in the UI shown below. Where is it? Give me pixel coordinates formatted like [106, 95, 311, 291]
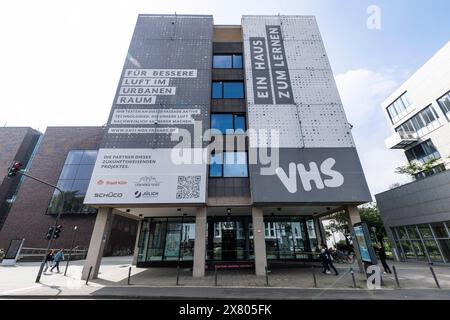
[45, 226, 55, 240]
[7, 161, 22, 177]
[53, 225, 63, 239]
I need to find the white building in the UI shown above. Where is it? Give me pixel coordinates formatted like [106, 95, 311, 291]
[376, 41, 450, 264]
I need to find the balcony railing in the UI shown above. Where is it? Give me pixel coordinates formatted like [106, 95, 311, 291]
[385, 131, 418, 149]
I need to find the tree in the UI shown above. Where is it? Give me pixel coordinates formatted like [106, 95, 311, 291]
[358, 203, 386, 242]
[322, 203, 387, 247]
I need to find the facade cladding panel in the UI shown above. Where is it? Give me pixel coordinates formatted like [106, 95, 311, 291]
[375, 170, 450, 227]
[85, 15, 213, 205]
[241, 15, 371, 203]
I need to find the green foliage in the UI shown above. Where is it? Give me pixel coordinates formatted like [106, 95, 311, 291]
[324, 203, 387, 243]
[395, 158, 438, 178]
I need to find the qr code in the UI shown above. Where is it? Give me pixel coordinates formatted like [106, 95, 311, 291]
[176, 176, 201, 199]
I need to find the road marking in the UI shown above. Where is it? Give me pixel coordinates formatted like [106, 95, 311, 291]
[1, 285, 42, 295]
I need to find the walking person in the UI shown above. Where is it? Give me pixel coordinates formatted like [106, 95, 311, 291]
[43, 249, 54, 273]
[50, 249, 65, 273]
[325, 247, 339, 276]
[377, 243, 392, 274]
[320, 244, 331, 274]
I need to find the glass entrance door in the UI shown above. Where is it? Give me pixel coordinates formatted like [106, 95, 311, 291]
[208, 216, 253, 262]
[222, 221, 237, 261]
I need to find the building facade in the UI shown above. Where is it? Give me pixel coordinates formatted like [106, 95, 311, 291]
[0, 127, 41, 230]
[80, 14, 371, 279]
[0, 127, 138, 257]
[376, 41, 450, 264]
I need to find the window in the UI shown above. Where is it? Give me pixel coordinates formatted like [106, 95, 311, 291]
[438, 91, 450, 120]
[209, 151, 248, 177]
[211, 113, 246, 133]
[137, 217, 196, 263]
[395, 105, 440, 137]
[387, 92, 414, 124]
[211, 81, 244, 99]
[47, 150, 98, 215]
[405, 140, 441, 164]
[213, 54, 243, 69]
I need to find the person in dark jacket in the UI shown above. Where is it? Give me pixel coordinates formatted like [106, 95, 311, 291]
[325, 247, 339, 276]
[377, 244, 392, 273]
[50, 249, 65, 273]
[43, 249, 54, 273]
[320, 245, 330, 274]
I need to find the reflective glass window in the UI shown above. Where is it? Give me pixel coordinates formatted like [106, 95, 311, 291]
[223, 82, 244, 98]
[234, 114, 246, 132]
[223, 152, 248, 177]
[213, 55, 232, 68]
[211, 114, 233, 133]
[212, 81, 223, 98]
[209, 152, 223, 177]
[233, 54, 243, 68]
[48, 150, 98, 215]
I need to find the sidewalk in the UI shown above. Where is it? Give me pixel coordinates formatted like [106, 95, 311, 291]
[0, 256, 449, 299]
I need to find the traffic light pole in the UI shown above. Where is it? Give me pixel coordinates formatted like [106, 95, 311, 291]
[13, 170, 65, 283]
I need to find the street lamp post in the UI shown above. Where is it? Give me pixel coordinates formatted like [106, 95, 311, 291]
[64, 226, 78, 276]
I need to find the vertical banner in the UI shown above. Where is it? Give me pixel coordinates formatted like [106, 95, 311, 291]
[242, 15, 371, 203]
[85, 15, 213, 204]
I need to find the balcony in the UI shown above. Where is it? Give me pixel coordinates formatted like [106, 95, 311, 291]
[385, 131, 418, 149]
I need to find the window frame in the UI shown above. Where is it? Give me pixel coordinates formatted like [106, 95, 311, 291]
[208, 151, 249, 178]
[211, 81, 245, 99]
[386, 92, 413, 124]
[46, 149, 98, 215]
[395, 105, 440, 137]
[437, 91, 450, 121]
[212, 54, 243, 69]
[210, 113, 247, 133]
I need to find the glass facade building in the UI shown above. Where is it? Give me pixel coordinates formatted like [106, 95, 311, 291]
[137, 215, 321, 267]
[391, 221, 450, 263]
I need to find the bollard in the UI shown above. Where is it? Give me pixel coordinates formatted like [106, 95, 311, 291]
[214, 265, 218, 286]
[128, 266, 132, 285]
[392, 265, 400, 288]
[85, 266, 92, 285]
[311, 266, 317, 288]
[265, 266, 269, 287]
[176, 265, 180, 286]
[350, 267, 357, 288]
[429, 265, 441, 289]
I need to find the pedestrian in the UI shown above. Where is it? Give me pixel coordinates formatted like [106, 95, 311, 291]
[43, 249, 54, 273]
[50, 249, 65, 273]
[325, 247, 339, 276]
[377, 244, 392, 274]
[320, 244, 331, 274]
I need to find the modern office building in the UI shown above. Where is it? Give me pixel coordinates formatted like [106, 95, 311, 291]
[0, 127, 138, 257]
[79, 14, 371, 279]
[376, 41, 450, 264]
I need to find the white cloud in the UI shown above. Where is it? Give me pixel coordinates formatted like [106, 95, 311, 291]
[335, 68, 411, 198]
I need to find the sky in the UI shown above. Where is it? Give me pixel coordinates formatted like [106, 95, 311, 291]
[1, 0, 449, 198]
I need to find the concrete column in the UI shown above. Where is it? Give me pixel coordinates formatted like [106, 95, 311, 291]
[315, 217, 326, 247]
[252, 206, 267, 276]
[81, 207, 113, 280]
[193, 207, 207, 277]
[345, 205, 364, 273]
[131, 219, 143, 266]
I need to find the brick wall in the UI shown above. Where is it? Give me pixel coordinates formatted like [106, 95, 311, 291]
[0, 127, 103, 250]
